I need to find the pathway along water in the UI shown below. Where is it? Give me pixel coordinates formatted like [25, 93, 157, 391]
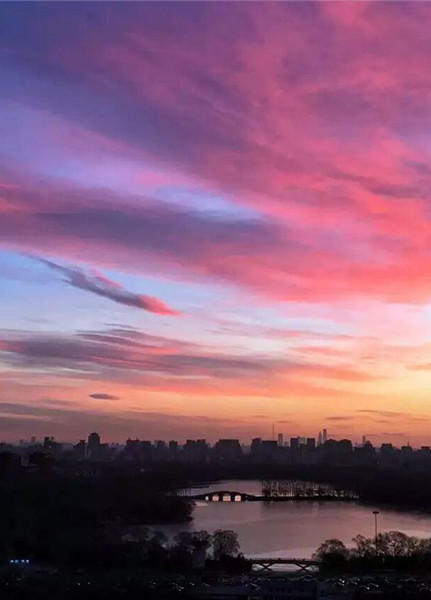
[161, 480, 431, 558]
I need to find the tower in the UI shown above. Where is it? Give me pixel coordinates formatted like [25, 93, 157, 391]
[87, 432, 101, 458]
[88, 432, 101, 448]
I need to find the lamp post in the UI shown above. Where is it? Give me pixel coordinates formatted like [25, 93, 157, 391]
[373, 510, 380, 555]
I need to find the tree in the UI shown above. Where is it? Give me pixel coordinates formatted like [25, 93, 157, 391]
[149, 530, 168, 547]
[351, 534, 375, 558]
[378, 531, 419, 558]
[173, 531, 194, 553]
[313, 539, 349, 570]
[172, 530, 211, 553]
[192, 530, 212, 551]
[212, 530, 240, 559]
[146, 530, 168, 567]
[314, 539, 349, 560]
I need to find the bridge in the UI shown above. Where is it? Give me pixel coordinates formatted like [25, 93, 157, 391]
[190, 490, 357, 502]
[249, 557, 321, 572]
[191, 490, 256, 502]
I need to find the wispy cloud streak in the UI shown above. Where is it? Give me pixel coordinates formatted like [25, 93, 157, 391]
[38, 258, 179, 315]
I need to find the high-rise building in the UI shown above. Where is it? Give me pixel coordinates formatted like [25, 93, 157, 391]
[306, 438, 316, 450]
[74, 439, 87, 460]
[362, 435, 367, 446]
[317, 431, 323, 446]
[290, 437, 299, 452]
[251, 437, 262, 452]
[124, 439, 152, 461]
[88, 432, 101, 448]
[322, 428, 328, 444]
[183, 439, 209, 462]
[214, 439, 242, 461]
[261, 440, 278, 461]
[87, 432, 101, 459]
[277, 433, 284, 447]
[43, 436, 56, 450]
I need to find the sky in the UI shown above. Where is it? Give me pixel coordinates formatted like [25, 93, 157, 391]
[2, 2, 431, 445]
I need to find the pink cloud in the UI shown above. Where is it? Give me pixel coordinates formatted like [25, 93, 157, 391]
[2, 169, 431, 306]
[0, 326, 375, 398]
[38, 258, 179, 315]
[1, 4, 431, 309]
[4, 3, 431, 439]
[3, 5, 431, 298]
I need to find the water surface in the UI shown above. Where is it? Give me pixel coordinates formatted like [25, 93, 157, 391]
[161, 480, 431, 558]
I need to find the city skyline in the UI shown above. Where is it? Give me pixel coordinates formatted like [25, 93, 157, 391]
[3, 429, 415, 450]
[6, 428, 429, 472]
[3, 3, 431, 444]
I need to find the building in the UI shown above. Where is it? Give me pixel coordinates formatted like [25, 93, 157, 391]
[354, 441, 376, 467]
[88, 432, 100, 449]
[183, 439, 209, 462]
[322, 429, 328, 444]
[306, 438, 316, 450]
[87, 432, 100, 459]
[261, 440, 279, 461]
[290, 437, 299, 452]
[73, 439, 87, 460]
[43, 436, 56, 450]
[320, 439, 353, 466]
[251, 438, 262, 453]
[277, 433, 284, 447]
[214, 439, 243, 462]
[124, 439, 152, 461]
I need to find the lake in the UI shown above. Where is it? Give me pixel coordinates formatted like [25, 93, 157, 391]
[160, 480, 431, 558]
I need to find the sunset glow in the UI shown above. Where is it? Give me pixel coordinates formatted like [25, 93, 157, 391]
[2, 2, 431, 444]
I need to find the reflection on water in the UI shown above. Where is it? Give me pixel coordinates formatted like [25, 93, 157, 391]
[161, 480, 431, 558]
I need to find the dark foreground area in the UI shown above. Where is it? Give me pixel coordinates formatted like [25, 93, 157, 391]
[4, 459, 431, 598]
[4, 569, 431, 599]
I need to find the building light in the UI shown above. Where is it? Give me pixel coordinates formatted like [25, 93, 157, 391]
[9, 559, 30, 564]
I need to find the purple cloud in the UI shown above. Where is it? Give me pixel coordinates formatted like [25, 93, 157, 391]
[89, 393, 119, 401]
[38, 258, 179, 315]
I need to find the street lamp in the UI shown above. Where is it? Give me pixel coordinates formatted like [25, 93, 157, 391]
[373, 511, 380, 555]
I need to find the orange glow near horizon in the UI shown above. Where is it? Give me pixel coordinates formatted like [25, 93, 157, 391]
[2, 2, 431, 445]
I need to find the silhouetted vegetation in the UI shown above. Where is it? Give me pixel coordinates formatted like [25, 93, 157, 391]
[157, 460, 431, 512]
[0, 459, 249, 574]
[315, 531, 431, 573]
[0, 466, 192, 567]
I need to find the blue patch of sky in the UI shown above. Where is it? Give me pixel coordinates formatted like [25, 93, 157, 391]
[0, 251, 136, 334]
[0, 101, 263, 223]
[152, 186, 259, 222]
[0, 251, 351, 356]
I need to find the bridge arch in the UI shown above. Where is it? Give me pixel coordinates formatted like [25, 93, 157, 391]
[198, 490, 248, 502]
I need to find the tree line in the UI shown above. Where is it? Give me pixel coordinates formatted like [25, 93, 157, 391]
[113, 528, 246, 572]
[314, 531, 431, 572]
[0, 468, 193, 566]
